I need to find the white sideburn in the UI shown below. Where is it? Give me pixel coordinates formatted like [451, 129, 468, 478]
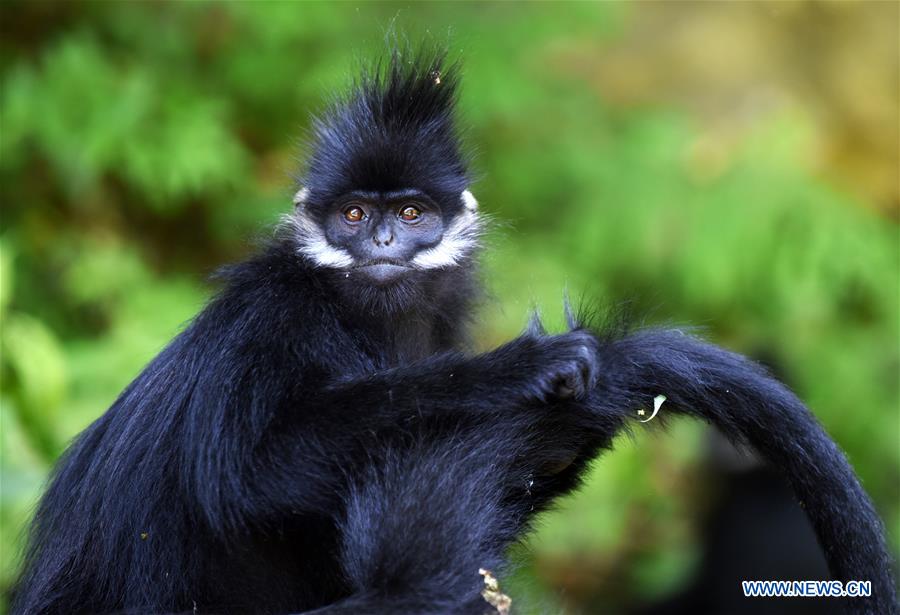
[287, 189, 482, 270]
[292, 188, 310, 206]
[410, 197, 482, 269]
[285, 188, 355, 268]
[461, 189, 478, 212]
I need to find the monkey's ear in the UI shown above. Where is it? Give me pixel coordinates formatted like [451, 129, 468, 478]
[461, 190, 478, 212]
[293, 188, 309, 209]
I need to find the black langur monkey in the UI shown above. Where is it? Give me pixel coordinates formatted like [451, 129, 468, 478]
[13, 50, 897, 615]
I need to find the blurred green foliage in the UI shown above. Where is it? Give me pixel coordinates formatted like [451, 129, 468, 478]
[1, 2, 897, 613]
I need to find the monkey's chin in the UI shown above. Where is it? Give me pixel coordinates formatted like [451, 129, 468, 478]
[333, 267, 428, 316]
[352, 263, 411, 285]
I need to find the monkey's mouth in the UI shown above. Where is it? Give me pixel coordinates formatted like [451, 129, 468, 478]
[352, 260, 412, 284]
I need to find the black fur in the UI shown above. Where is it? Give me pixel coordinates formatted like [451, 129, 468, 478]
[12, 50, 896, 615]
[302, 48, 469, 220]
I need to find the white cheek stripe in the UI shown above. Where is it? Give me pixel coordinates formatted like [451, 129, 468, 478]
[293, 187, 309, 206]
[461, 189, 478, 211]
[411, 207, 483, 270]
[282, 208, 355, 269]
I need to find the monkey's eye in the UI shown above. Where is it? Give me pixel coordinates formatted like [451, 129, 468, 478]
[399, 205, 421, 222]
[343, 206, 366, 223]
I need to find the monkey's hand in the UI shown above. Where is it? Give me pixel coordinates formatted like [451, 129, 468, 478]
[483, 329, 600, 403]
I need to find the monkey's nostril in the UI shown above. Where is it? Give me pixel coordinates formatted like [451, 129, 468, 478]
[373, 234, 393, 247]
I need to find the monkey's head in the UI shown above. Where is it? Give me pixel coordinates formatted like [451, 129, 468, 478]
[286, 50, 483, 313]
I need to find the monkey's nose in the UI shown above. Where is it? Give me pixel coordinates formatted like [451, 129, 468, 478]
[372, 231, 394, 247]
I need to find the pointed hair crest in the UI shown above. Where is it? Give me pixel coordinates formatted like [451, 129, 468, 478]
[300, 48, 471, 212]
[356, 48, 462, 134]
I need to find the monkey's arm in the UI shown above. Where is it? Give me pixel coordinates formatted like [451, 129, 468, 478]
[319, 329, 599, 413]
[251, 329, 604, 517]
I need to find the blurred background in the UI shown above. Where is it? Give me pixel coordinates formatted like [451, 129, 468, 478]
[0, 2, 897, 613]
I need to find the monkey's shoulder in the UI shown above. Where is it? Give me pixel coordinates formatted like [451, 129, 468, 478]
[187, 240, 366, 371]
[96, 243, 357, 424]
[200, 240, 331, 327]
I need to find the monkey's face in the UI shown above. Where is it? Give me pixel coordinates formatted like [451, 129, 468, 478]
[288, 187, 482, 298]
[322, 189, 446, 285]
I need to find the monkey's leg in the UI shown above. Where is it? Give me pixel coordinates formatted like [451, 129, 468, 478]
[302, 430, 568, 615]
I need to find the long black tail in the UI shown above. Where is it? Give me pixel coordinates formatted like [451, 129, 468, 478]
[591, 328, 897, 614]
